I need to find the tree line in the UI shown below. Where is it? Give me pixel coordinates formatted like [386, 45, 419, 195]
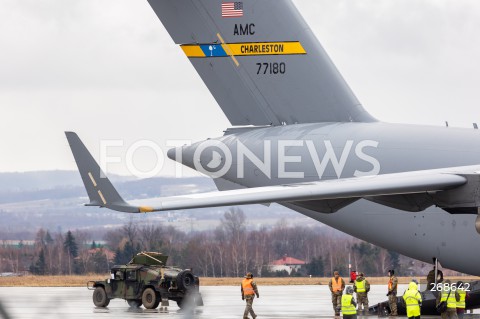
[1, 208, 409, 277]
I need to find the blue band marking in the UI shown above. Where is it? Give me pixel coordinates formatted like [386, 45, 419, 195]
[200, 44, 227, 57]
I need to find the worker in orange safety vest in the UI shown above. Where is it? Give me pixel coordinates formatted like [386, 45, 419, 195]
[241, 272, 259, 319]
[329, 270, 346, 316]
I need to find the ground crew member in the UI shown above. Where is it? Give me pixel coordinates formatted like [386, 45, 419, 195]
[329, 270, 346, 316]
[427, 265, 444, 291]
[342, 286, 357, 319]
[402, 280, 422, 319]
[436, 280, 459, 319]
[456, 281, 467, 319]
[387, 269, 398, 316]
[354, 272, 370, 314]
[241, 272, 259, 319]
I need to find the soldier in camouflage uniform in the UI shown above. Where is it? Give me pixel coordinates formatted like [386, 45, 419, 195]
[241, 272, 259, 319]
[354, 272, 370, 314]
[437, 279, 460, 319]
[387, 269, 398, 316]
[329, 270, 346, 316]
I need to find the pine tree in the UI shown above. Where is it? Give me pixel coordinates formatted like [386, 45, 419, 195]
[63, 231, 78, 258]
[307, 256, 325, 276]
[91, 241, 97, 249]
[114, 247, 123, 265]
[92, 250, 109, 273]
[123, 241, 135, 263]
[30, 248, 46, 275]
[63, 230, 78, 275]
[388, 250, 401, 274]
[45, 231, 54, 246]
[37, 248, 46, 275]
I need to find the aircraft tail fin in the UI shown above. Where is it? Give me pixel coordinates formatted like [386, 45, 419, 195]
[147, 0, 376, 125]
[65, 132, 138, 213]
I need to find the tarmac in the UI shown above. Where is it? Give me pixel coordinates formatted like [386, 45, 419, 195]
[0, 285, 478, 319]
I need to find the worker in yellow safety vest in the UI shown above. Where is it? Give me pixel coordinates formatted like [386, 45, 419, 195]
[402, 280, 422, 319]
[241, 272, 259, 319]
[437, 280, 460, 319]
[354, 272, 370, 314]
[341, 286, 357, 319]
[456, 281, 468, 319]
[329, 270, 346, 316]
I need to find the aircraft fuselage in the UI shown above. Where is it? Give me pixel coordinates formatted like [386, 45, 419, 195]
[169, 122, 480, 274]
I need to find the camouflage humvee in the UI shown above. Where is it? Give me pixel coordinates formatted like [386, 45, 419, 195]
[87, 252, 203, 309]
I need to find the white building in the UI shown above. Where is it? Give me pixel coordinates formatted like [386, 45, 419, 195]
[269, 255, 306, 274]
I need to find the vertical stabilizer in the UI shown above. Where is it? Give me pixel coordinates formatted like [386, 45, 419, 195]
[147, 0, 376, 125]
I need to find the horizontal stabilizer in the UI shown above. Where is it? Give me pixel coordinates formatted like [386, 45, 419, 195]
[66, 132, 476, 214]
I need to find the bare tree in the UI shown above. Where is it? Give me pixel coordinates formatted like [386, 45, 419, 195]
[138, 224, 164, 251]
[214, 226, 226, 277]
[0, 217, 418, 277]
[122, 220, 139, 246]
[221, 208, 246, 276]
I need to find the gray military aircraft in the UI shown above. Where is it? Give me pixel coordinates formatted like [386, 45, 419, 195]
[66, 0, 480, 275]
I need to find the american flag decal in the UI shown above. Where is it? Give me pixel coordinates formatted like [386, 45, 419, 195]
[222, 2, 244, 18]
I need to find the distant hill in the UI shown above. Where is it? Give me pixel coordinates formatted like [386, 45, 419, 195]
[0, 171, 215, 204]
[0, 171, 305, 236]
[0, 170, 78, 191]
[0, 170, 133, 192]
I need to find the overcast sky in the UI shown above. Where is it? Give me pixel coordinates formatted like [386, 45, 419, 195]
[1, 0, 479, 176]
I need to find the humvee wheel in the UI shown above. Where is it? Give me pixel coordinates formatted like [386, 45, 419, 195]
[177, 270, 196, 291]
[93, 286, 110, 307]
[142, 288, 159, 309]
[127, 299, 142, 308]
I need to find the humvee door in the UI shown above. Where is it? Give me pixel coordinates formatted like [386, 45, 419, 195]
[109, 269, 126, 298]
[125, 269, 141, 299]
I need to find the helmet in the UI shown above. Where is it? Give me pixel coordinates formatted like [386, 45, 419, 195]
[245, 272, 253, 279]
[346, 286, 354, 294]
